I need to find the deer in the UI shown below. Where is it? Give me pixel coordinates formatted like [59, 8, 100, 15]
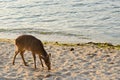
[12, 35, 51, 70]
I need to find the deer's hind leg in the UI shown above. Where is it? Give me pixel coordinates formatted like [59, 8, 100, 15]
[13, 50, 19, 65]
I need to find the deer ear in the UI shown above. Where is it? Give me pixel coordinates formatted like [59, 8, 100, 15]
[49, 53, 51, 57]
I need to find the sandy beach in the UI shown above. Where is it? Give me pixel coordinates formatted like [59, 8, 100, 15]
[0, 40, 120, 80]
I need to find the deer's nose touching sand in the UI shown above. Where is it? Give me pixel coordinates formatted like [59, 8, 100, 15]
[12, 35, 51, 70]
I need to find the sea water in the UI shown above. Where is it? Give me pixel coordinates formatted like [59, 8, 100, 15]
[0, 0, 120, 44]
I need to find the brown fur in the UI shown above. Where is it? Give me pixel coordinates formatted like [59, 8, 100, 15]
[12, 35, 51, 70]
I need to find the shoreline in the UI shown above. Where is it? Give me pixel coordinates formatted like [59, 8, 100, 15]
[0, 32, 120, 45]
[0, 38, 120, 50]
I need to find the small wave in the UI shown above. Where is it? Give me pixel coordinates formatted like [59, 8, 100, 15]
[99, 17, 110, 20]
[41, 19, 57, 22]
[72, 3, 87, 7]
[0, 0, 17, 3]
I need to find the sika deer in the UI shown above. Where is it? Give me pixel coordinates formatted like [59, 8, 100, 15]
[12, 35, 51, 70]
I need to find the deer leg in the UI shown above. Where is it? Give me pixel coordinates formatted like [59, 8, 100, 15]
[39, 54, 44, 67]
[20, 51, 27, 66]
[32, 53, 36, 69]
[12, 51, 19, 65]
